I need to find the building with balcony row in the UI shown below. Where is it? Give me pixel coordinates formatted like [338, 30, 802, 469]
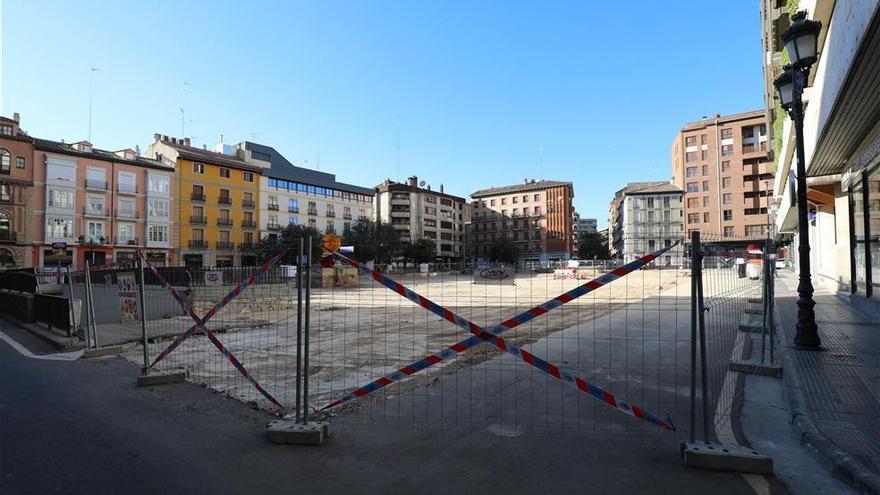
[609, 181, 683, 266]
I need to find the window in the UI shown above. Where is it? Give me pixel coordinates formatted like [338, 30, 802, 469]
[687, 213, 700, 224]
[87, 221, 105, 242]
[425, 206, 436, 215]
[501, 198, 507, 205]
[686, 182, 699, 193]
[16, 157, 25, 169]
[118, 223, 135, 243]
[490, 199, 496, 206]
[244, 172, 254, 182]
[522, 195, 528, 202]
[118, 172, 136, 193]
[700, 134, 707, 145]
[721, 144, 734, 156]
[86, 195, 105, 214]
[703, 212, 709, 223]
[1, 184, 10, 202]
[745, 225, 768, 236]
[193, 162, 205, 174]
[723, 210, 733, 221]
[308, 219, 316, 229]
[686, 167, 699, 177]
[191, 228, 204, 241]
[663, 197, 670, 208]
[425, 196, 436, 204]
[289, 216, 299, 225]
[0, 125, 12, 136]
[534, 194, 540, 201]
[0, 149, 9, 173]
[721, 161, 730, 172]
[702, 165, 708, 176]
[723, 226, 735, 237]
[148, 174, 169, 194]
[220, 168, 230, 178]
[702, 196, 709, 207]
[148, 198, 169, 218]
[118, 197, 136, 218]
[721, 129, 732, 139]
[48, 189, 74, 209]
[722, 177, 731, 188]
[722, 193, 732, 205]
[687, 197, 700, 207]
[702, 181, 709, 191]
[47, 161, 75, 182]
[685, 136, 697, 146]
[47, 218, 74, 239]
[685, 152, 698, 163]
[534, 206, 541, 215]
[288, 198, 298, 212]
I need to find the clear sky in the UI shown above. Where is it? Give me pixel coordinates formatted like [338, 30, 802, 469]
[1, 0, 765, 228]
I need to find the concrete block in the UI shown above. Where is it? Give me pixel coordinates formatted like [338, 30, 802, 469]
[83, 344, 127, 358]
[729, 359, 783, 378]
[266, 420, 328, 446]
[681, 441, 773, 475]
[136, 370, 188, 387]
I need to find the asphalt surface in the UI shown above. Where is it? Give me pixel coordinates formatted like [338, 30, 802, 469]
[0, 319, 787, 495]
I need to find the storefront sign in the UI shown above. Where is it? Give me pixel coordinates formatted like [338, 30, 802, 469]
[204, 271, 223, 286]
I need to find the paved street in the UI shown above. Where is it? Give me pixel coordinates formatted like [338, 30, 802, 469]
[0, 320, 785, 495]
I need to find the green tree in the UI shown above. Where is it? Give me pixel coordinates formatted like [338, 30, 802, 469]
[401, 238, 436, 264]
[254, 223, 323, 264]
[577, 232, 610, 259]
[487, 237, 520, 265]
[342, 218, 400, 264]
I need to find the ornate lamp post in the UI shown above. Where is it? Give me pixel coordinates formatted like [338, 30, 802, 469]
[774, 11, 822, 349]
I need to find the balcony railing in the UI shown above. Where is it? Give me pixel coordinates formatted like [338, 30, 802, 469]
[190, 215, 207, 224]
[189, 240, 208, 248]
[0, 230, 16, 243]
[742, 142, 767, 154]
[288, 206, 300, 213]
[326, 211, 336, 217]
[307, 208, 318, 215]
[217, 218, 233, 226]
[239, 242, 257, 250]
[218, 196, 232, 205]
[115, 237, 139, 246]
[267, 204, 279, 211]
[241, 220, 256, 228]
[85, 179, 107, 190]
[242, 199, 255, 208]
[117, 183, 137, 194]
[267, 223, 282, 231]
[216, 241, 234, 250]
[343, 213, 352, 220]
[115, 210, 138, 219]
[82, 207, 109, 217]
[191, 192, 206, 201]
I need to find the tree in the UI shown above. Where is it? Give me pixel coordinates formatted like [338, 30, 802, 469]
[342, 218, 400, 264]
[577, 232, 610, 259]
[402, 238, 436, 264]
[254, 224, 323, 264]
[487, 237, 520, 265]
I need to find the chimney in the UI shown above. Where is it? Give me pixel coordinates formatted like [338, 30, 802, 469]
[12, 112, 19, 123]
[440, 184, 444, 193]
[153, 133, 161, 142]
[408, 176, 418, 187]
[135, 145, 141, 156]
[203, 144, 207, 150]
[183, 137, 191, 147]
[219, 134, 224, 144]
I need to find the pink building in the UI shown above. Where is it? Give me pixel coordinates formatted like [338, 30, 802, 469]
[31, 139, 175, 269]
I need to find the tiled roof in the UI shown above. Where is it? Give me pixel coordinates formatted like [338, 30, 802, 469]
[622, 181, 682, 195]
[470, 180, 572, 198]
[163, 141, 262, 172]
[34, 138, 174, 171]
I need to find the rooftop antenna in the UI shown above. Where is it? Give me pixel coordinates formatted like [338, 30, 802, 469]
[316, 152, 321, 171]
[180, 81, 190, 137]
[88, 67, 99, 141]
[538, 146, 544, 180]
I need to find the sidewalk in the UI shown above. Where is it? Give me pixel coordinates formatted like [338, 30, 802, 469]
[775, 270, 880, 493]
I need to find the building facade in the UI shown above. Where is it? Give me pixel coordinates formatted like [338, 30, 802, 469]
[28, 136, 175, 269]
[232, 141, 374, 238]
[608, 181, 683, 265]
[374, 177, 467, 262]
[762, 0, 880, 311]
[146, 135, 260, 268]
[671, 110, 773, 241]
[469, 179, 574, 265]
[0, 114, 35, 269]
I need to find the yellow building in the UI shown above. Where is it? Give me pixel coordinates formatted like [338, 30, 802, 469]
[146, 135, 262, 267]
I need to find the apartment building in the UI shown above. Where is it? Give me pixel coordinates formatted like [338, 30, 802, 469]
[469, 179, 574, 265]
[231, 141, 374, 238]
[608, 181, 683, 265]
[146, 135, 260, 268]
[761, 0, 879, 310]
[30, 136, 175, 269]
[374, 176, 468, 262]
[575, 215, 598, 235]
[671, 110, 773, 241]
[0, 114, 35, 268]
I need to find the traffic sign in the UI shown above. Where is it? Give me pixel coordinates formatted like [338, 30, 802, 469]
[322, 234, 341, 252]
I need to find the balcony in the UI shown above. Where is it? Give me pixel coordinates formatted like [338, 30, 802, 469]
[82, 207, 109, 217]
[115, 210, 138, 219]
[326, 211, 336, 217]
[190, 215, 207, 224]
[117, 183, 137, 195]
[216, 241, 234, 250]
[307, 208, 318, 216]
[267, 223, 282, 231]
[85, 179, 107, 191]
[218, 196, 232, 205]
[267, 204, 279, 211]
[241, 220, 256, 228]
[0, 230, 16, 243]
[288, 206, 299, 213]
[115, 237, 139, 246]
[742, 142, 767, 154]
[191, 192, 206, 202]
[239, 242, 257, 250]
[343, 213, 352, 220]
[189, 240, 208, 249]
[217, 218, 233, 226]
[242, 199, 255, 208]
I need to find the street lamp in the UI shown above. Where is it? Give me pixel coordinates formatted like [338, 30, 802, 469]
[774, 10, 822, 349]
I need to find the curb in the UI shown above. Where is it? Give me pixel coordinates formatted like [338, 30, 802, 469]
[775, 304, 880, 494]
[0, 313, 83, 351]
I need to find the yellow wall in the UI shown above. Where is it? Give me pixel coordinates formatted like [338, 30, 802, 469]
[176, 158, 260, 249]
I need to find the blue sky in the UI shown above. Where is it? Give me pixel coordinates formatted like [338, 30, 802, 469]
[1, 1, 765, 228]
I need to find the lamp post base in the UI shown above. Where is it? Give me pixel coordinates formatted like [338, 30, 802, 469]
[794, 323, 822, 350]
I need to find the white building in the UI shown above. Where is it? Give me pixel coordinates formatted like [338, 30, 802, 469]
[609, 181, 683, 266]
[233, 141, 374, 238]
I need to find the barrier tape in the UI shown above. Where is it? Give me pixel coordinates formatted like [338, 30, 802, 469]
[138, 250, 287, 413]
[321, 245, 678, 431]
